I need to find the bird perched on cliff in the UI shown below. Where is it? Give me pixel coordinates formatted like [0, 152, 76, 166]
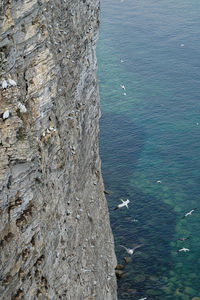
[182, 208, 197, 219]
[3, 109, 11, 120]
[7, 77, 17, 87]
[178, 247, 190, 252]
[17, 102, 27, 113]
[1, 79, 8, 89]
[114, 199, 130, 210]
[119, 244, 144, 255]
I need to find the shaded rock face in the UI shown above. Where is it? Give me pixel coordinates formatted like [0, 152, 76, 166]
[0, 0, 117, 299]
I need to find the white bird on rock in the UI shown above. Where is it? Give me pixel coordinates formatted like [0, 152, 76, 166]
[114, 199, 130, 210]
[178, 248, 190, 252]
[7, 78, 17, 87]
[119, 244, 144, 255]
[3, 109, 10, 120]
[2, 79, 8, 89]
[17, 102, 27, 113]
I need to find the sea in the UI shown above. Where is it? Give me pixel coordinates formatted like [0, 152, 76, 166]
[96, 0, 200, 299]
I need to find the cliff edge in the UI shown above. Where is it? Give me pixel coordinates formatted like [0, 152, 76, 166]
[0, 0, 117, 299]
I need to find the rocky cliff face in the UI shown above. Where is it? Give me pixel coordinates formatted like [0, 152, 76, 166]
[0, 0, 117, 299]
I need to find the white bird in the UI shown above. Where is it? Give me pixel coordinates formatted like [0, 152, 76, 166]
[7, 78, 17, 87]
[3, 109, 10, 120]
[177, 237, 190, 242]
[156, 180, 162, 184]
[132, 219, 138, 223]
[180, 43, 185, 47]
[17, 102, 27, 113]
[182, 208, 197, 219]
[120, 59, 124, 63]
[120, 84, 126, 90]
[123, 92, 127, 96]
[178, 248, 190, 252]
[2, 79, 8, 89]
[138, 297, 147, 300]
[119, 244, 144, 255]
[114, 198, 130, 210]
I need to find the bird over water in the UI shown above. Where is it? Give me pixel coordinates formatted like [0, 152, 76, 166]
[114, 198, 130, 210]
[119, 244, 144, 255]
[182, 208, 197, 219]
[177, 237, 190, 242]
[178, 248, 190, 252]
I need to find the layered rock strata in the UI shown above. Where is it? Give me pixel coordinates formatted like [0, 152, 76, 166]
[0, 0, 117, 299]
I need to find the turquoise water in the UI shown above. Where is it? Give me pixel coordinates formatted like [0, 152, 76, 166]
[97, 0, 200, 299]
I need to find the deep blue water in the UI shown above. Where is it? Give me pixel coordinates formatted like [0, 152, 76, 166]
[97, 0, 200, 299]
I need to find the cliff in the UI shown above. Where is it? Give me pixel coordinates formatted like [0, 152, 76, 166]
[0, 0, 117, 299]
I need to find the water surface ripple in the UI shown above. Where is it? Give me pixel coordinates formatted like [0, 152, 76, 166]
[97, 0, 200, 299]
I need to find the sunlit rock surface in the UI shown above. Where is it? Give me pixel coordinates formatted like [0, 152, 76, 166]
[0, 0, 117, 299]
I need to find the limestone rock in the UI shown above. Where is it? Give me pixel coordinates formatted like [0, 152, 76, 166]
[0, 0, 117, 299]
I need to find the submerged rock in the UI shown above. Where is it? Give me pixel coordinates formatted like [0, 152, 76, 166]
[149, 275, 159, 281]
[127, 289, 137, 294]
[184, 286, 196, 296]
[115, 270, 125, 279]
[134, 273, 146, 283]
[123, 256, 131, 264]
[115, 264, 124, 270]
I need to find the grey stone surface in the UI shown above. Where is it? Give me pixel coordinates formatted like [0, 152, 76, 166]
[0, 0, 117, 299]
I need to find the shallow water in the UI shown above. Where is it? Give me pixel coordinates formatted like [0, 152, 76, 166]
[97, 0, 200, 299]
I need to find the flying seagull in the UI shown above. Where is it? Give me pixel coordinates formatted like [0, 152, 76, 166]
[177, 237, 190, 242]
[119, 244, 144, 255]
[114, 199, 130, 210]
[178, 248, 190, 252]
[182, 208, 197, 219]
[120, 84, 126, 90]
